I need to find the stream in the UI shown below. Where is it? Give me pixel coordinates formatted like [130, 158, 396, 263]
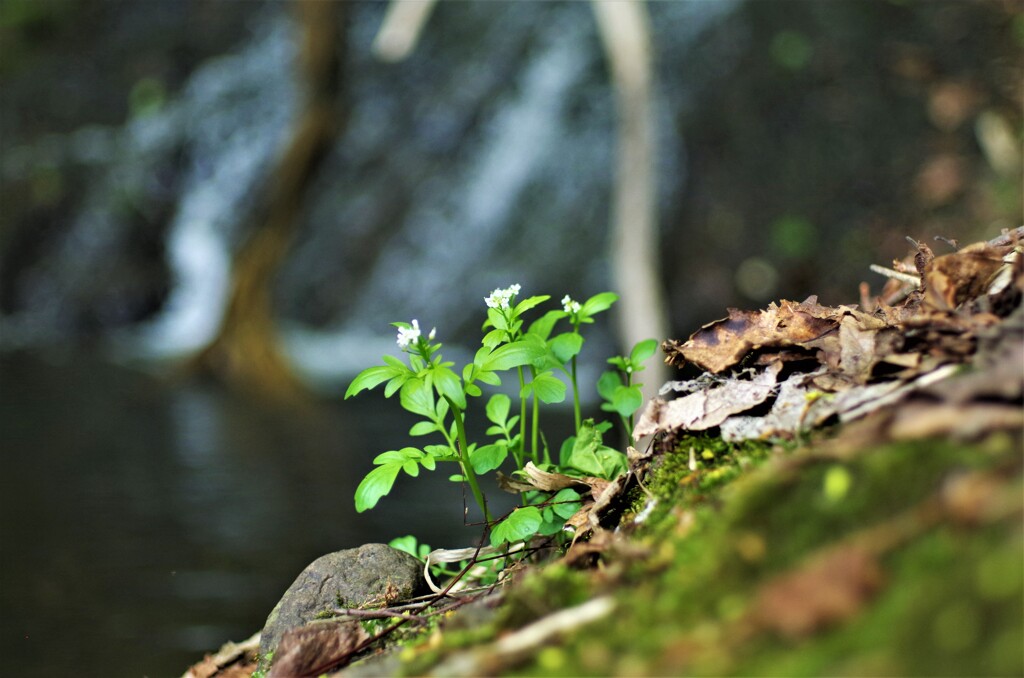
[0, 353, 535, 677]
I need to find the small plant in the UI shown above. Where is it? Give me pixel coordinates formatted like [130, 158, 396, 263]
[598, 338, 659, 439]
[345, 285, 656, 549]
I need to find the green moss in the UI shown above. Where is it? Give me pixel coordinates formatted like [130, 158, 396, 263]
[386, 431, 1021, 677]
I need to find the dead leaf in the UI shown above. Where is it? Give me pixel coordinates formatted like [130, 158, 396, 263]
[748, 544, 884, 640]
[923, 244, 1013, 311]
[181, 633, 259, 678]
[634, 362, 782, 439]
[665, 298, 841, 374]
[267, 620, 368, 678]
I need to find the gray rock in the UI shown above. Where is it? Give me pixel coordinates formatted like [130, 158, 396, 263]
[259, 543, 426, 661]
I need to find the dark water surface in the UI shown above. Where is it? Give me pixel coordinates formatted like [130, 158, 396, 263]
[0, 353, 514, 677]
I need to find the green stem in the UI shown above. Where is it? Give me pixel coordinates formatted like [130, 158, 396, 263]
[444, 396, 491, 524]
[516, 366, 527, 468]
[531, 392, 540, 465]
[570, 356, 581, 433]
[624, 372, 633, 438]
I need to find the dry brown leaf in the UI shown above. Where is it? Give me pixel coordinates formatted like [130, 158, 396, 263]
[267, 620, 368, 678]
[634, 362, 782, 439]
[665, 297, 841, 374]
[923, 244, 1015, 311]
[748, 544, 884, 640]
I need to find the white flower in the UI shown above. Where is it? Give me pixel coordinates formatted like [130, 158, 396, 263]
[485, 284, 521, 310]
[561, 295, 581, 314]
[396, 319, 421, 349]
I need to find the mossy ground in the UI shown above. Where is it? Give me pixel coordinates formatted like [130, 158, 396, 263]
[347, 429, 1022, 677]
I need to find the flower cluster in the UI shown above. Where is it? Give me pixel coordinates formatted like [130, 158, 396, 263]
[396, 319, 436, 350]
[485, 284, 522, 310]
[561, 295, 582, 314]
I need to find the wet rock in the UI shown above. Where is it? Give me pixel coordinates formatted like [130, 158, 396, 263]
[258, 543, 426, 662]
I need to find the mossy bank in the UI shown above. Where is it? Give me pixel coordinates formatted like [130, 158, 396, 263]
[348, 429, 1021, 677]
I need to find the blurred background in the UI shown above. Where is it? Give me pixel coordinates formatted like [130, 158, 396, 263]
[0, 1, 1020, 675]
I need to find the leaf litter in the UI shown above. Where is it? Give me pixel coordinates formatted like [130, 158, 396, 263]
[638, 227, 1023, 444]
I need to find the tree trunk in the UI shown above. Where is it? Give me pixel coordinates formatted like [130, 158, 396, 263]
[195, 0, 345, 402]
[592, 0, 670, 402]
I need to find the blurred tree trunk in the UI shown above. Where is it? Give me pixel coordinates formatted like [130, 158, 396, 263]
[194, 0, 345, 401]
[592, 0, 669, 401]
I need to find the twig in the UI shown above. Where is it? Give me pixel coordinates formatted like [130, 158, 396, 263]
[869, 264, 921, 287]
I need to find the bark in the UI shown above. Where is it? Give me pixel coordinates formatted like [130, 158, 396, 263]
[195, 0, 345, 401]
[592, 0, 670, 401]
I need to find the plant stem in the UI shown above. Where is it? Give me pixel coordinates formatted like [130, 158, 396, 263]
[570, 356, 581, 432]
[531, 393, 540, 465]
[516, 366, 528, 468]
[444, 396, 491, 524]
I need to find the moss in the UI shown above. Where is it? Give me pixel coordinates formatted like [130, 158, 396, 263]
[383, 430, 1021, 677]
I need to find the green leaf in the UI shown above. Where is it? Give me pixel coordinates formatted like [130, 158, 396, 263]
[486, 394, 511, 426]
[470, 443, 508, 474]
[424, 444, 456, 459]
[487, 307, 507, 331]
[551, 488, 582, 519]
[606, 356, 629, 371]
[490, 506, 543, 546]
[409, 421, 437, 437]
[482, 336, 546, 371]
[433, 365, 465, 409]
[382, 354, 408, 370]
[610, 385, 644, 418]
[527, 310, 566, 341]
[595, 445, 629, 478]
[580, 292, 618, 318]
[566, 419, 605, 476]
[465, 383, 482, 397]
[399, 379, 435, 418]
[527, 372, 567, 404]
[388, 535, 426, 561]
[597, 371, 621, 401]
[476, 369, 501, 386]
[420, 455, 436, 471]
[373, 450, 408, 464]
[549, 332, 584, 363]
[513, 295, 550, 317]
[482, 328, 505, 349]
[403, 460, 420, 477]
[384, 373, 410, 398]
[629, 338, 659, 365]
[345, 365, 395, 399]
[559, 436, 575, 467]
[355, 464, 401, 512]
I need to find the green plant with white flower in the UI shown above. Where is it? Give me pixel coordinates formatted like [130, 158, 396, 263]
[344, 284, 657, 547]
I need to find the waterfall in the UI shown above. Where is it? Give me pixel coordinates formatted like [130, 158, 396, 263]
[126, 18, 297, 359]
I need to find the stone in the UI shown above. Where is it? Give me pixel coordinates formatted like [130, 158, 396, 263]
[258, 543, 426, 661]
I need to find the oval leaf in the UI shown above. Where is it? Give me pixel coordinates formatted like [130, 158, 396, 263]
[470, 443, 508, 474]
[482, 337, 546, 371]
[530, 373, 567, 404]
[354, 464, 401, 513]
[550, 332, 584, 363]
[629, 338, 659, 365]
[490, 506, 543, 546]
[486, 394, 511, 425]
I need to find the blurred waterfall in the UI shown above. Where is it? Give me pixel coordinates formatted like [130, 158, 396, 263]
[1, 1, 741, 385]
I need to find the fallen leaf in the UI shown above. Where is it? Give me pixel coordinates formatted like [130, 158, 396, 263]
[267, 620, 368, 678]
[665, 298, 840, 374]
[634, 362, 782, 439]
